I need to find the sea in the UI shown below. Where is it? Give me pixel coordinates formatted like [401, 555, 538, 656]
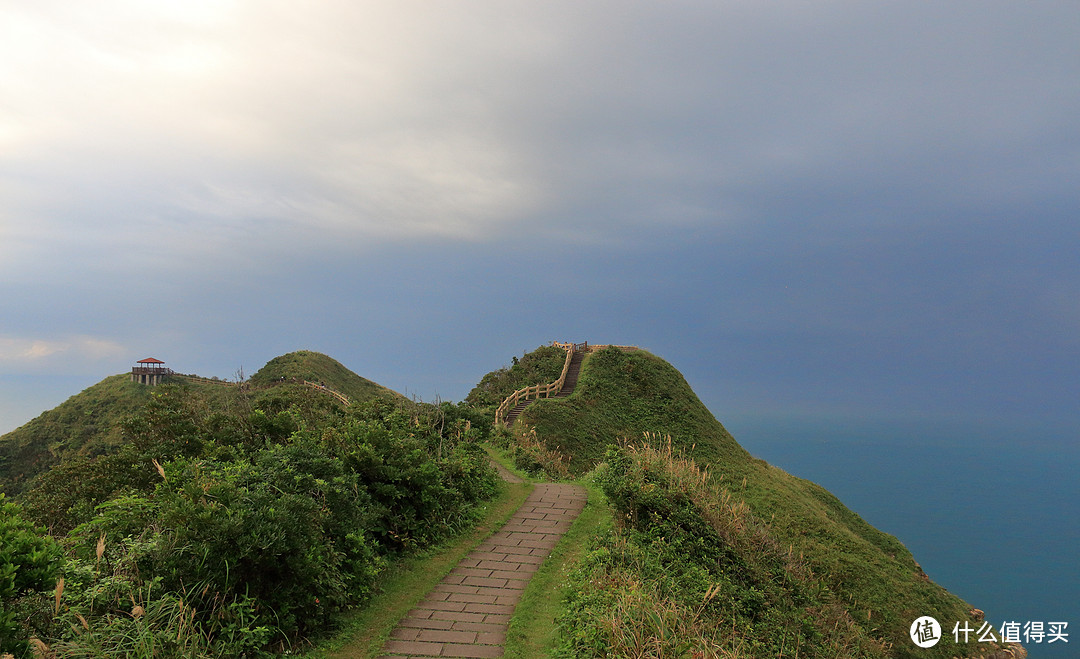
[725, 414, 1079, 658]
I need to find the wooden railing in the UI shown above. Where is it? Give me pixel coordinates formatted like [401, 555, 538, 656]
[554, 341, 638, 353]
[303, 380, 350, 406]
[552, 341, 585, 352]
[171, 374, 351, 406]
[132, 367, 176, 376]
[494, 343, 576, 427]
[172, 374, 234, 387]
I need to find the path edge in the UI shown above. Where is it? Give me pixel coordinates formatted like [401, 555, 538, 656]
[324, 477, 534, 658]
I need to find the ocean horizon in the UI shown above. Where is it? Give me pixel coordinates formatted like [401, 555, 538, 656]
[727, 413, 1079, 658]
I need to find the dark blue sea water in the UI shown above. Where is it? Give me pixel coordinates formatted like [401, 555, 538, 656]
[725, 414, 1079, 658]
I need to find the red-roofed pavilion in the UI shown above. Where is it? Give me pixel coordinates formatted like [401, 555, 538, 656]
[132, 358, 174, 385]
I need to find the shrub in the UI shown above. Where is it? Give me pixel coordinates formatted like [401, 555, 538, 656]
[144, 451, 374, 638]
[20, 377, 498, 655]
[18, 449, 157, 536]
[465, 345, 567, 409]
[508, 426, 572, 481]
[0, 495, 62, 658]
[557, 439, 890, 659]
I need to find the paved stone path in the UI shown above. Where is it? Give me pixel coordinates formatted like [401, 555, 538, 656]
[378, 481, 586, 658]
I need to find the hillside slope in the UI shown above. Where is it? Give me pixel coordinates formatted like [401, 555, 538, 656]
[0, 352, 494, 657]
[0, 351, 399, 496]
[0, 375, 152, 495]
[495, 346, 1019, 658]
[517, 346, 749, 473]
[249, 350, 400, 402]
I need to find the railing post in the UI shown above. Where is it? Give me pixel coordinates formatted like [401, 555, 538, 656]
[494, 341, 578, 427]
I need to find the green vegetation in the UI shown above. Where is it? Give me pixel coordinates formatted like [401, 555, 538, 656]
[249, 351, 399, 403]
[0, 355, 496, 657]
[559, 441, 889, 657]
[492, 346, 1008, 658]
[0, 344, 1015, 657]
[465, 344, 567, 411]
[0, 494, 62, 657]
[0, 375, 153, 496]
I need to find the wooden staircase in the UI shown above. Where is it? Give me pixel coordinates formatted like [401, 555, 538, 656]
[554, 349, 584, 398]
[503, 347, 585, 426]
[503, 398, 533, 427]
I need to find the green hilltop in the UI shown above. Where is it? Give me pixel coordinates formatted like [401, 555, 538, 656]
[492, 345, 1017, 658]
[0, 351, 398, 496]
[512, 346, 749, 472]
[249, 349, 400, 402]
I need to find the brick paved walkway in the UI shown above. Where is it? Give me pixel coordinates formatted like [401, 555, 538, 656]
[378, 481, 586, 658]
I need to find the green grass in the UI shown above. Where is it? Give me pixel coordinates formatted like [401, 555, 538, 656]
[497, 346, 1001, 657]
[303, 477, 533, 658]
[519, 347, 751, 475]
[504, 473, 613, 658]
[0, 374, 153, 495]
[465, 344, 568, 409]
[481, 443, 533, 482]
[249, 350, 400, 402]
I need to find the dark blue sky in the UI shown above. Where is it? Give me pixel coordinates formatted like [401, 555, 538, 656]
[1, 1, 1077, 444]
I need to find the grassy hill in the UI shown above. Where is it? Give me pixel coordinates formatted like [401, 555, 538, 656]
[0, 351, 494, 658]
[0, 351, 398, 497]
[0, 375, 152, 495]
[496, 345, 1019, 658]
[249, 350, 400, 402]
[516, 346, 749, 474]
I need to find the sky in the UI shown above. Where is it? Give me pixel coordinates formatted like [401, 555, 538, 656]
[1, 0, 1078, 442]
[2, 3, 1078, 646]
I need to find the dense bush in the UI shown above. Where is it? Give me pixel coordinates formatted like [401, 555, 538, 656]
[465, 345, 567, 409]
[0, 494, 61, 658]
[17, 385, 497, 656]
[557, 441, 889, 659]
[143, 449, 375, 637]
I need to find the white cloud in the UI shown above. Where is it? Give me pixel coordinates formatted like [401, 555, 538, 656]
[0, 335, 127, 366]
[0, 0, 550, 269]
[1, 0, 1077, 273]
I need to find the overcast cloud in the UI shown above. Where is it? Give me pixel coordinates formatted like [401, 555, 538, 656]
[1, 1, 1078, 437]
